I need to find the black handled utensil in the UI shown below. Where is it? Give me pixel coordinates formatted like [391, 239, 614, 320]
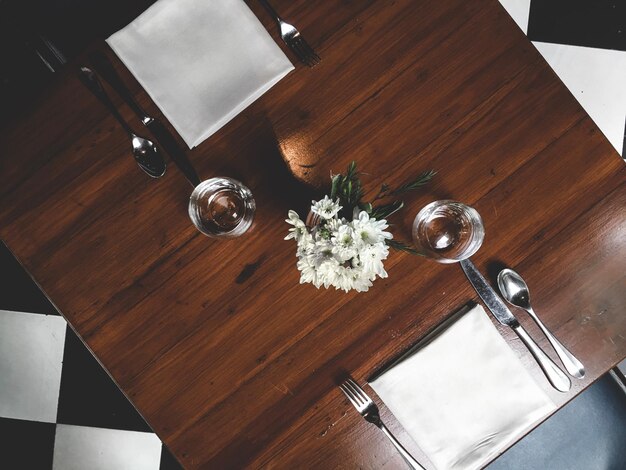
[90, 51, 200, 187]
[78, 66, 166, 178]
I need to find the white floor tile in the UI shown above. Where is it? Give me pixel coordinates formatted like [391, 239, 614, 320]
[0, 310, 66, 422]
[533, 42, 626, 156]
[498, 0, 531, 33]
[53, 424, 162, 470]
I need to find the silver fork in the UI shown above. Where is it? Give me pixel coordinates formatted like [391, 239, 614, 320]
[257, 0, 320, 67]
[339, 378, 424, 469]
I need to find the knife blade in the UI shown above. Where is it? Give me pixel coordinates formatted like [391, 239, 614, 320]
[460, 258, 571, 392]
[90, 50, 201, 187]
[459, 259, 518, 327]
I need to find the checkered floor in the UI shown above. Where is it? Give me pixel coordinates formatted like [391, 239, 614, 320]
[0, 243, 181, 470]
[499, 0, 626, 157]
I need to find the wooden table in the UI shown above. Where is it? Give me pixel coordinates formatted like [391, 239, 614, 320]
[1, 0, 625, 468]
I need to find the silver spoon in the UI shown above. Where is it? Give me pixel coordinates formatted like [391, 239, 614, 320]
[498, 268, 585, 378]
[78, 67, 166, 178]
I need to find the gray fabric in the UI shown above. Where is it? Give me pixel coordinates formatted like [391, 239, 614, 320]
[487, 374, 626, 470]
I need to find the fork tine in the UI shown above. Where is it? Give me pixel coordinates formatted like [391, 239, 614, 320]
[290, 39, 312, 66]
[294, 39, 314, 62]
[300, 40, 320, 65]
[345, 379, 368, 404]
[346, 378, 364, 395]
[290, 37, 319, 67]
[339, 383, 361, 409]
[338, 383, 352, 401]
[342, 381, 365, 406]
[297, 37, 320, 64]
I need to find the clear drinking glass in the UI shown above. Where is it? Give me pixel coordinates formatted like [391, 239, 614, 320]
[412, 200, 484, 263]
[188, 177, 255, 238]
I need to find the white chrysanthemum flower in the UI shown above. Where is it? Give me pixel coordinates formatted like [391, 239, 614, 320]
[328, 264, 352, 292]
[307, 240, 337, 268]
[328, 264, 373, 293]
[358, 242, 389, 279]
[331, 224, 358, 262]
[295, 230, 314, 256]
[324, 216, 345, 233]
[352, 210, 393, 245]
[285, 210, 308, 242]
[317, 258, 342, 289]
[297, 255, 318, 286]
[311, 196, 342, 220]
[349, 268, 374, 292]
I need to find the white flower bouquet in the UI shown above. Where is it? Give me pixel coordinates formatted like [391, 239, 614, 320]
[286, 162, 435, 292]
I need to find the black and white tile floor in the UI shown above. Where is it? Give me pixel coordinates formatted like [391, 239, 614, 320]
[499, 0, 626, 157]
[0, 243, 182, 469]
[1, 3, 625, 469]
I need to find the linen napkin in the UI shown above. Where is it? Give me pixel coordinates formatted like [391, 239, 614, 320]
[369, 304, 556, 470]
[107, 0, 294, 148]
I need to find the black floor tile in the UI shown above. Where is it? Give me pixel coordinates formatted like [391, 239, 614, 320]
[528, 0, 626, 52]
[0, 242, 58, 315]
[56, 325, 151, 433]
[0, 417, 56, 469]
[159, 444, 184, 470]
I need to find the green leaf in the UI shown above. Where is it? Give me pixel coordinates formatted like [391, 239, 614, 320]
[347, 160, 357, 177]
[330, 175, 342, 200]
[359, 202, 373, 214]
[389, 170, 436, 195]
[387, 239, 422, 255]
[331, 160, 368, 217]
[370, 200, 404, 219]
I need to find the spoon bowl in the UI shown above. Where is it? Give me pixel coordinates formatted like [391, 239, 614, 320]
[497, 268, 531, 310]
[131, 135, 167, 178]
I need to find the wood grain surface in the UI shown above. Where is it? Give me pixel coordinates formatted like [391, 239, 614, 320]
[1, 0, 625, 468]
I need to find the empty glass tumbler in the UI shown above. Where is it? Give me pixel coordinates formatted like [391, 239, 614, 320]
[412, 200, 484, 263]
[188, 177, 255, 238]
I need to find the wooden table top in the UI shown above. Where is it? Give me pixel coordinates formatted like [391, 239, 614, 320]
[1, 0, 625, 468]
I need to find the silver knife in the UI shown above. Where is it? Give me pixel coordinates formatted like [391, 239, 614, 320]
[460, 259, 571, 392]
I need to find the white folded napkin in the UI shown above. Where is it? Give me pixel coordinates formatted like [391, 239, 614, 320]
[369, 304, 556, 470]
[107, 0, 294, 148]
